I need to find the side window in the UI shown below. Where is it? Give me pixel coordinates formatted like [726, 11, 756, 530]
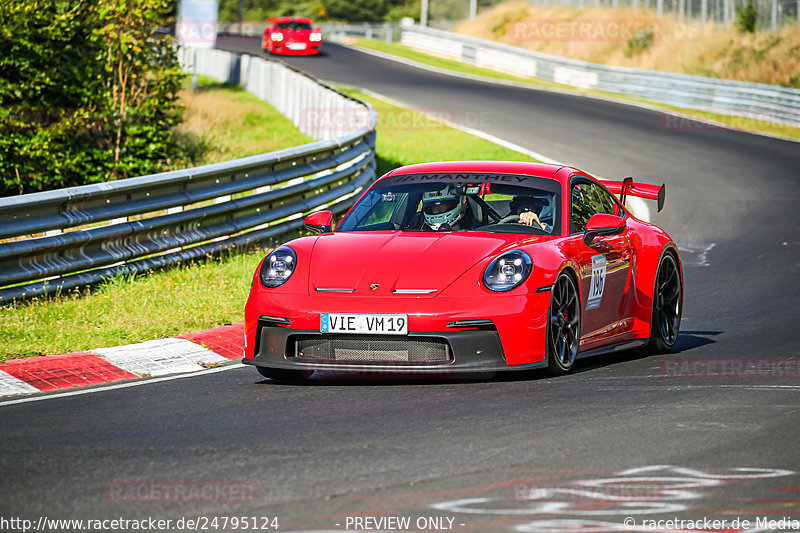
[571, 182, 600, 233]
[570, 181, 620, 233]
[595, 186, 621, 216]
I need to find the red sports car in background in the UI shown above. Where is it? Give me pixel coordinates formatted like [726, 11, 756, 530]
[262, 16, 321, 55]
[243, 161, 682, 381]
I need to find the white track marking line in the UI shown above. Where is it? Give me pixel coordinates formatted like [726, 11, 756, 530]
[349, 43, 800, 144]
[91, 337, 227, 377]
[0, 363, 245, 407]
[361, 88, 558, 164]
[361, 88, 652, 222]
[0, 370, 40, 396]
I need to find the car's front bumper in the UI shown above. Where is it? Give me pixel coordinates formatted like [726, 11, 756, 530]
[242, 289, 552, 374]
[271, 43, 320, 55]
[242, 323, 547, 374]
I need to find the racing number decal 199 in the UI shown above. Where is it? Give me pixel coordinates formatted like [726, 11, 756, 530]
[586, 255, 607, 310]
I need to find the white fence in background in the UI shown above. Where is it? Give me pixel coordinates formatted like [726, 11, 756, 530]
[179, 47, 372, 139]
[399, 25, 800, 128]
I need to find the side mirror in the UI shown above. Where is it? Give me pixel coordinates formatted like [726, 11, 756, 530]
[304, 210, 334, 234]
[583, 214, 626, 245]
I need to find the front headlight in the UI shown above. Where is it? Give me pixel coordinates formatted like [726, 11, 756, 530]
[260, 247, 296, 288]
[309, 32, 322, 41]
[483, 251, 532, 292]
[270, 32, 284, 41]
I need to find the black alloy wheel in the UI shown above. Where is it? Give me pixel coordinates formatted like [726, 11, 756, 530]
[547, 273, 581, 375]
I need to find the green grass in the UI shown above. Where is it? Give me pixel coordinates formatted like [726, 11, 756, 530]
[354, 39, 800, 141]
[0, 87, 539, 361]
[0, 252, 260, 360]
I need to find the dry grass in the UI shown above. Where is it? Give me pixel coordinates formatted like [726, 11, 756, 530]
[175, 79, 313, 164]
[456, 1, 800, 87]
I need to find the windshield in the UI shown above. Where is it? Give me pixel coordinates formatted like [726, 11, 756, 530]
[275, 22, 312, 30]
[337, 172, 561, 235]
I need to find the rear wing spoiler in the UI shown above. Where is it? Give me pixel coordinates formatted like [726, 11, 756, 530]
[600, 177, 666, 212]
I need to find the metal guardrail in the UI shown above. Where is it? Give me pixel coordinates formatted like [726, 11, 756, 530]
[320, 23, 400, 43]
[399, 25, 800, 128]
[0, 47, 377, 303]
[218, 22, 401, 44]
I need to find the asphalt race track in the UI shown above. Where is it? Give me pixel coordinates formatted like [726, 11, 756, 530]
[1, 38, 799, 532]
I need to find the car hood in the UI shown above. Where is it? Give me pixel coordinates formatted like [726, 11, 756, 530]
[308, 231, 520, 295]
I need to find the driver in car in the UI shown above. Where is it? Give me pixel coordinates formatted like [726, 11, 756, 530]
[422, 188, 474, 230]
[509, 195, 551, 232]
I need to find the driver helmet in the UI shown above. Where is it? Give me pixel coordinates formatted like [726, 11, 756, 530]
[509, 195, 544, 215]
[422, 187, 466, 230]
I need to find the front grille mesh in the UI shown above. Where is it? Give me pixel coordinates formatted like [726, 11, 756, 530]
[292, 335, 452, 365]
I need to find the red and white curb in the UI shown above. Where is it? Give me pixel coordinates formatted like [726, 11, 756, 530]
[0, 323, 244, 398]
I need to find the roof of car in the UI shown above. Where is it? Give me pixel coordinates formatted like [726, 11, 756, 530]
[381, 161, 566, 180]
[270, 16, 314, 23]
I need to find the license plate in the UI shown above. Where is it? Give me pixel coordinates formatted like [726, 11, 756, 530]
[321, 313, 408, 335]
[287, 42, 307, 50]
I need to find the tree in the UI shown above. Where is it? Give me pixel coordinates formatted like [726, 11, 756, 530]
[322, 0, 386, 21]
[735, 0, 757, 33]
[0, 0, 184, 195]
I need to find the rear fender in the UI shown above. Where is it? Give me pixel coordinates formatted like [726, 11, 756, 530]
[627, 220, 682, 336]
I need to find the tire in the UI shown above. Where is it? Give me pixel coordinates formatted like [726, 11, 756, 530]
[645, 251, 682, 354]
[547, 272, 581, 375]
[256, 366, 312, 382]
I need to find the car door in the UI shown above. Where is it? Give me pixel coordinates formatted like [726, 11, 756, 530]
[569, 178, 633, 349]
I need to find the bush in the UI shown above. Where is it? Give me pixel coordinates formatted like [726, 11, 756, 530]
[0, 0, 184, 195]
[322, 0, 386, 21]
[735, 0, 757, 33]
[385, 0, 420, 23]
[625, 28, 655, 57]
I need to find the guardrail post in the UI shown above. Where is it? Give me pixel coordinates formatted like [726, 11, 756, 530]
[771, 0, 778, 30]
[191, 48, 198, 91]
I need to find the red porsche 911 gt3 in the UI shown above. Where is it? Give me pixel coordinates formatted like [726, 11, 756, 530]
[262, 16, 321, 55]
[243, 161, 682, 381]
